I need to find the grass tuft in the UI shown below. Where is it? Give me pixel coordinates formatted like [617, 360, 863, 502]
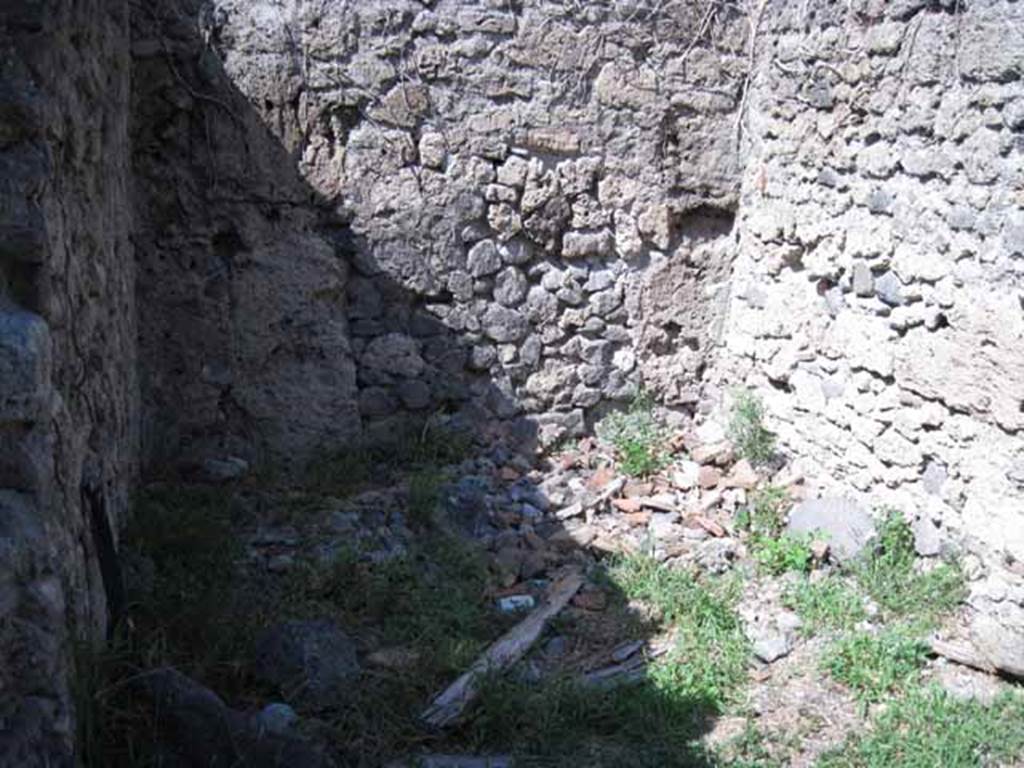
[854, 508, 965, 625]
[305, 418, 473, 498]
[752, 534, 813, 576]
[728, 389, 775, 465]
[596, 391, 669, 477]
[822, 626, 929, 703]
[782, 575, 866, 636]
[736, 487, 810, 575]
[818, 686, 1024, 768]
[610, 555, 749, 708]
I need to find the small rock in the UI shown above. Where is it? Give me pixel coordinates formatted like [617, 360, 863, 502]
[723, 459, 758, 490]
[136, 669, 331, 767]
[672, 461, 701, 490]
[697, 538, 737, 574]
[571, 587, 607, 611]
[698, 466, 722, 489]
[810, 539, 830, 561]
[775, 610, 803, 634]
[752, 633, 792, 663]
[252, 703, 298, 736]
[611, 497, 643, 513]
[690, 441, 733, 466]
[851, 262, 874, 297]
[912, 516, 942, 557]
[201, 456, 250, 482]
[787, 497, 875, 563]
[367, 647, 421, 671]
[921, 461, 947, 496]
[970, 613, 1024, 678]
[875, 271, 904, 306]
[253, 620, 360, 710]
[497, 594, 536, 613]
[544, 635, 570, 659]
[934, 663, 1007, 705]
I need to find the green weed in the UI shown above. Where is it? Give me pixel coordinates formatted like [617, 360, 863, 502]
[305, 418, 473, 497]
[782, 575, 866, 636]
[597, 391, 669, 477]
[822, 626, 928, 703]
[406, 468, 445, 528]
[469, 674, 713, 767]
[752, 533, 814, 576]
[736, 487, 810, 575]
[854, 508, 965, 625]
[818, 686, 1024, 768]
[728, 389, 775, 465]
[736, 486, 788, 539]
[122, 485, 253, 679]
[610, 555, 749, 708]
[714, 722, 791, 768]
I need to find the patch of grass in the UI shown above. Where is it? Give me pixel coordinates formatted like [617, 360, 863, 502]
[596, 391, 669, 477]
[735, 486, 789, 539]
[752, 533, 813, 576]
[406, 468, 445, 528]
[468, 673, 715, 767]
[736, 487, 810, 575]
[714, 722, 791, 768]
[728, 389, 775, 465]
[818, 686, 1024, 768]
[122, 485, 253, 679]
[305, 417, 473, 497]
[280, 534, 513, 760]
[822, 626, 929, 703]
[854, 508, 965, 625]
[296, 534, 502, 672]
[610, 555, 749, 708]
[782, 575, 866, 636]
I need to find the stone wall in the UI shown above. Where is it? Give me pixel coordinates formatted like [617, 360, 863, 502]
[712, 0, 1024, 649]
[131, 0, 360, 474]
[204, 0, 750, 447]
[0, 1, 137, 763]
[2, 0, 1024, 760]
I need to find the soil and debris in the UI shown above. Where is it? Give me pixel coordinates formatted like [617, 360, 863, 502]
[90, 401, 1024, 768]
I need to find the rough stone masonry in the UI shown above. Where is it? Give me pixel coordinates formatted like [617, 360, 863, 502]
[0, 0, 1022, 763]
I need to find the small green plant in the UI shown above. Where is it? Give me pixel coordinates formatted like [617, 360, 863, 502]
[855, 508, 965, 625]
[305, 417, 473, 497]
[753, 533, 814, 575]
[610, 555, 749, 708]
[822, 626, 928, 703]
[818, 686, 1024, 768]
[737, 486, 810, 574]
[596, 391, 668, 477]
[715, 722, 791, 768]
[736, 485, 789, 538]
[406, 468, 444, 528]
[782, 575, 866, 636]
[728, 388, 775, 465]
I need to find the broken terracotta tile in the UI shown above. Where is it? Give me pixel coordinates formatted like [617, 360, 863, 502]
[698, 465, 722, 489]
[693, 516, 726, 537]
[587, 464, 616, 491]
[622, 510, 652, 527]
[611, 497, 643, 513]
[499, 466, 521, 481]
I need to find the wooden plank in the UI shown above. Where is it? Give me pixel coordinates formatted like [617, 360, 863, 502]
[420, 571, 584, 728]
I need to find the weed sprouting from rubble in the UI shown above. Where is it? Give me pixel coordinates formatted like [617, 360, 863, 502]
[595, 390, 669, 477]
[728, 389, 775, 466]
